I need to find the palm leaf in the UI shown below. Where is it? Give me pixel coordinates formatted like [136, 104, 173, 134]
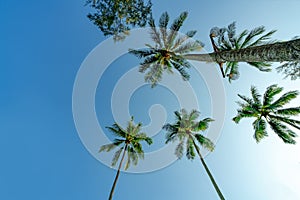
[269, 90, 299, 110]
[250, 86, 262, 105]
[263, 84, 283, 106]
[240, 26, 265, 49]
[148, 17, 162, 47]
[111, 147, 124, 166]
[269, 114, 300, 130]
[196, 118, 214, 131]
[167, 11, 188, 48]
[252, 118, 268, 142]
[247, 62, 272, 72]
[128, 48, 156, 59]
[268, 119, 297, 144]
[275, 107, 300, 116]
[186, 137, 195, 159]
[194, 134, 215, 152]
[175, 140, 184, 159]
[159, 12, 169, 47]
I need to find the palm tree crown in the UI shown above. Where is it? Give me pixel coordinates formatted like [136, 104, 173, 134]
[210, 22, 276, 82]
[163, 109, 214, 159]
[233, 85, 300, 144]
[101, 117, 153, 169]
[129, 11, 203, 87]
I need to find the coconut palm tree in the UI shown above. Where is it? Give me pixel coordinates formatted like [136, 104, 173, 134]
[129, 11, 204, 87]
[130, 11, 300, 84]
[163, 109, 225, 200]
[100, 117, 153, 200]
[208, 22, 276, 82]
[233, 85, 300, 144]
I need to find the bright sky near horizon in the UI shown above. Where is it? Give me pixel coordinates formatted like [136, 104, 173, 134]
[1, 0, 300, 200]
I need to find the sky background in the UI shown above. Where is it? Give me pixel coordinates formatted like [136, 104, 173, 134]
[1, 0, 300, 200]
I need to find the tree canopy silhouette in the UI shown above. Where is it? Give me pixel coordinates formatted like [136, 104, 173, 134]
[86, 0, 152, 41]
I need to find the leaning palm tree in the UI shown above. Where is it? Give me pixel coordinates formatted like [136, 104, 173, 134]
[129, 11, 204, 87]
[208, 22, 276, 82]
[233, 84, 300, 144]
[130, 11, 300, 83]
[163, 109, 225, 200]
[100, 117, 153, 200]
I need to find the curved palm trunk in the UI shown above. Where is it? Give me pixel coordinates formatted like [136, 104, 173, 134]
[183, 38, 300, 63]
[192, 140, 225, 200]
[108, 144, 128, 200]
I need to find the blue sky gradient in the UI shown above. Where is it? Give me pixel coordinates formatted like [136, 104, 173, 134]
[1, 0, 300, 200]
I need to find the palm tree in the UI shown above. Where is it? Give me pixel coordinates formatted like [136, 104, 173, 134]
[100, 117, 153, 200]
[129, 11, 204, 87]
[183, 37, 300, 79]
[130, 11, 300, 83]
[208, 22, 276, 82]
[163, 109, 225, 200]
[233, 84, 300, 144]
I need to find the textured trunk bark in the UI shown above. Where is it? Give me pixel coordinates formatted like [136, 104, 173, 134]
[192, 139, 225, 200]
[108, 144, 128, 200]
[183, 38, 300, 63]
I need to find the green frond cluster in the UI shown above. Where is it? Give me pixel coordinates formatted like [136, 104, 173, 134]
[233, 84, 300, 144]
[129, 11, 203, 87]
[163, 109, 215, 160]
[276, 61, 300, 80]
[100, 117, 152, 170]
[211, 22, 276, 82]
[87, 0, 152, 41]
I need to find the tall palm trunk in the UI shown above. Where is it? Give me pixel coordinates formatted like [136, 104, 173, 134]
[192, 139, 225, 200]
[183, 38, 300, 63]
[108, 144, 128, 200]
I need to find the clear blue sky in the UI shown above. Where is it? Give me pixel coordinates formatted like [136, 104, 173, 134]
[1, 0, 300, 200]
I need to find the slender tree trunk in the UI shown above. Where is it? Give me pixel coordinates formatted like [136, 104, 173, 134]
[183, 38, 300, 63]
[108, 144, 128, 200]
[192, 139, 225, 200]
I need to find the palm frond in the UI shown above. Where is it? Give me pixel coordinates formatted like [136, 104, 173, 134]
[196, 118, 214, 131]
[144, 63, 163, 87]
[148, 17, 162, 47]
[186, 137, 196, 159]
[99, 142, 121, 152]
[171, 30, 197, 50]
[194, 134, 215, 152]
[237, 94, 254, 105]
[263, 84, 283, 106]
[106, 123, 127, 138]
[250, 86, 262, 105]
[175, 140, 184, 159]
[128, 48, 156, 59]
[247, 30, 276, 47]
[269, 114, 300, 130]
[167, 11, 188, 48]
[111, 147, 124, 166]
[247, 62, 272, 72]
[269, 90, 299, 110]
[170, 60, 190, 81]
[276, 61, 300, 80]
[252, 118, 268, 143]
[240, 26, 265, 49]
[232, 108, 259, 123]
[174, 110, 182, 121]
[268, 119, 297, 144]
[173, 40, 204, 54]
[225, 62, 240, 82]
[275, 107, 300, 116]
[159, 12, 169, 47]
